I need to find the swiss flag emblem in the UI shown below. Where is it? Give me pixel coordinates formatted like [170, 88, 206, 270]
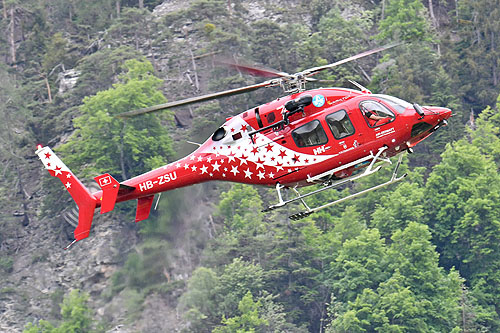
[98, 175, 112, 187]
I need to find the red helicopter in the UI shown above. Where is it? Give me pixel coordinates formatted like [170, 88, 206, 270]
[36, 43, 452, 248]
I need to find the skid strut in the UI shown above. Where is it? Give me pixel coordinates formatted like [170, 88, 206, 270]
[263, 149, 407, 220]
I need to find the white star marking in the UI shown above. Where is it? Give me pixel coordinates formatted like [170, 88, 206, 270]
[228, 154, 236, 163]
[244, 168, 253, 179]
[255, 161, 265, 170]
[197, 156, 203, 162]
[66, 174, 72, 179]
[230, 165, 239, 176]
[176, 163, 181, 168]
[191, 165, 197, 172]
[212, 162, 221, 172]
[65, 182, 71, 189]
[190, 155, 196, 160]
[200, 165, 208, 174]
[54, 167, 62, 176]
[184, 164, 190, 170]
[268, 172, 275, 178]
[275, 164, 284, 171]
[207, 157, 212, 163]
[257, 171, 266, 180]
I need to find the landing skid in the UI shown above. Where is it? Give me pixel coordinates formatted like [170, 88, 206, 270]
[263, 148, 407, 220]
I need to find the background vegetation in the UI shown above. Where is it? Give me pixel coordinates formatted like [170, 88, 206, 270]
[0, 0, 499, 331]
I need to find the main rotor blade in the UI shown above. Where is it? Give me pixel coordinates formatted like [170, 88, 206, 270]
[216, 58, 290, 78]
[302, 42, 401, 77]
[117, 80, 276, 118]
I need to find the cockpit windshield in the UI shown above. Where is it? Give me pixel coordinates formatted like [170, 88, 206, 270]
[373, 94, 412, 114]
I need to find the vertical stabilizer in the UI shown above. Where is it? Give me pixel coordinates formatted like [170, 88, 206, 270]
[36, 145, 97, 248]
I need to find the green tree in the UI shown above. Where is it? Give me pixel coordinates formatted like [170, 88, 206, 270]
[179, 267, 219, 331]
[74, 46, 143, 100]
[42, 33, 70, 74]
[24, 290, 93, 333]
[329, 228, 389, 304]
[425, 141, 500, 275]
[377, 0, 433, 42]
[328, 224, 462, 332]
[449, 0, 500, 109]
[179, 258, 266, 332]
[468, 106, 500, 166]
[371, 181, 425, 238]
[213, 291, 268, 333]
[387, 223, 462, 330]
[59, 58, 174, 180]
[106, 7, 154, 51]
[314, 6, 373, 82]
[425, 133, 500, 329]
[112, 239, 171, 292]
[250, 20, 288, 70]
[71, 0, 116, 32]
[214, 258, 266, 317]
[216, 184, 264, 232]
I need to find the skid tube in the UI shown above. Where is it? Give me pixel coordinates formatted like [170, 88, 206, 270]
[263, 150, 407, 220]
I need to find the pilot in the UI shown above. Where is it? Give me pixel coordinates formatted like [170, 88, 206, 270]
[366, 111, 388, 121]
[361, 104, 390, 124]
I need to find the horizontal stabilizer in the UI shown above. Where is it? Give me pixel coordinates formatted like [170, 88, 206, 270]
[136, 195, 155, 222]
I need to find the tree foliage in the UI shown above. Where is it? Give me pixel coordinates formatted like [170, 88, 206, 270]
[377, 0, 433, 42]
[24, 290, 93, 333]
[2, 0, 500, 331]
[59, 58, 174, 179]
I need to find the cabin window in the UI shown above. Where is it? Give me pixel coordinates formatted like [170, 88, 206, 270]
[326, 110, 355, 139]
[212, 127, 226, 141]
[360, 101, 395, 127]
[292, 120, 328, 147]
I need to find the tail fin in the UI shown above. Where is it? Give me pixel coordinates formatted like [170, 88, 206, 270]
[36, 145, 97, 248]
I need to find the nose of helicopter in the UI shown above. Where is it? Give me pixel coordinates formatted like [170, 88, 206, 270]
[431, 106, 452, 119]
[407, 106, 452, 149]
[423, 106, 452, 126]
[437, 107, 452, 120]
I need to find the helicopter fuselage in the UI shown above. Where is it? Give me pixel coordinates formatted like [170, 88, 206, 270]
[36, 86, 452, 245]
[39, 44, 454, 246]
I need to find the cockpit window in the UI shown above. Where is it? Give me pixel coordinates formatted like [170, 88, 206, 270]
[292, 120, 328, 147]
[360, 101, 395, 127]
[373, 94, 411, 114]
[326, 110, 355, 139]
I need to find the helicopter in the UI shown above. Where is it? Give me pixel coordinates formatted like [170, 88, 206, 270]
[36, 43, 452, 248]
